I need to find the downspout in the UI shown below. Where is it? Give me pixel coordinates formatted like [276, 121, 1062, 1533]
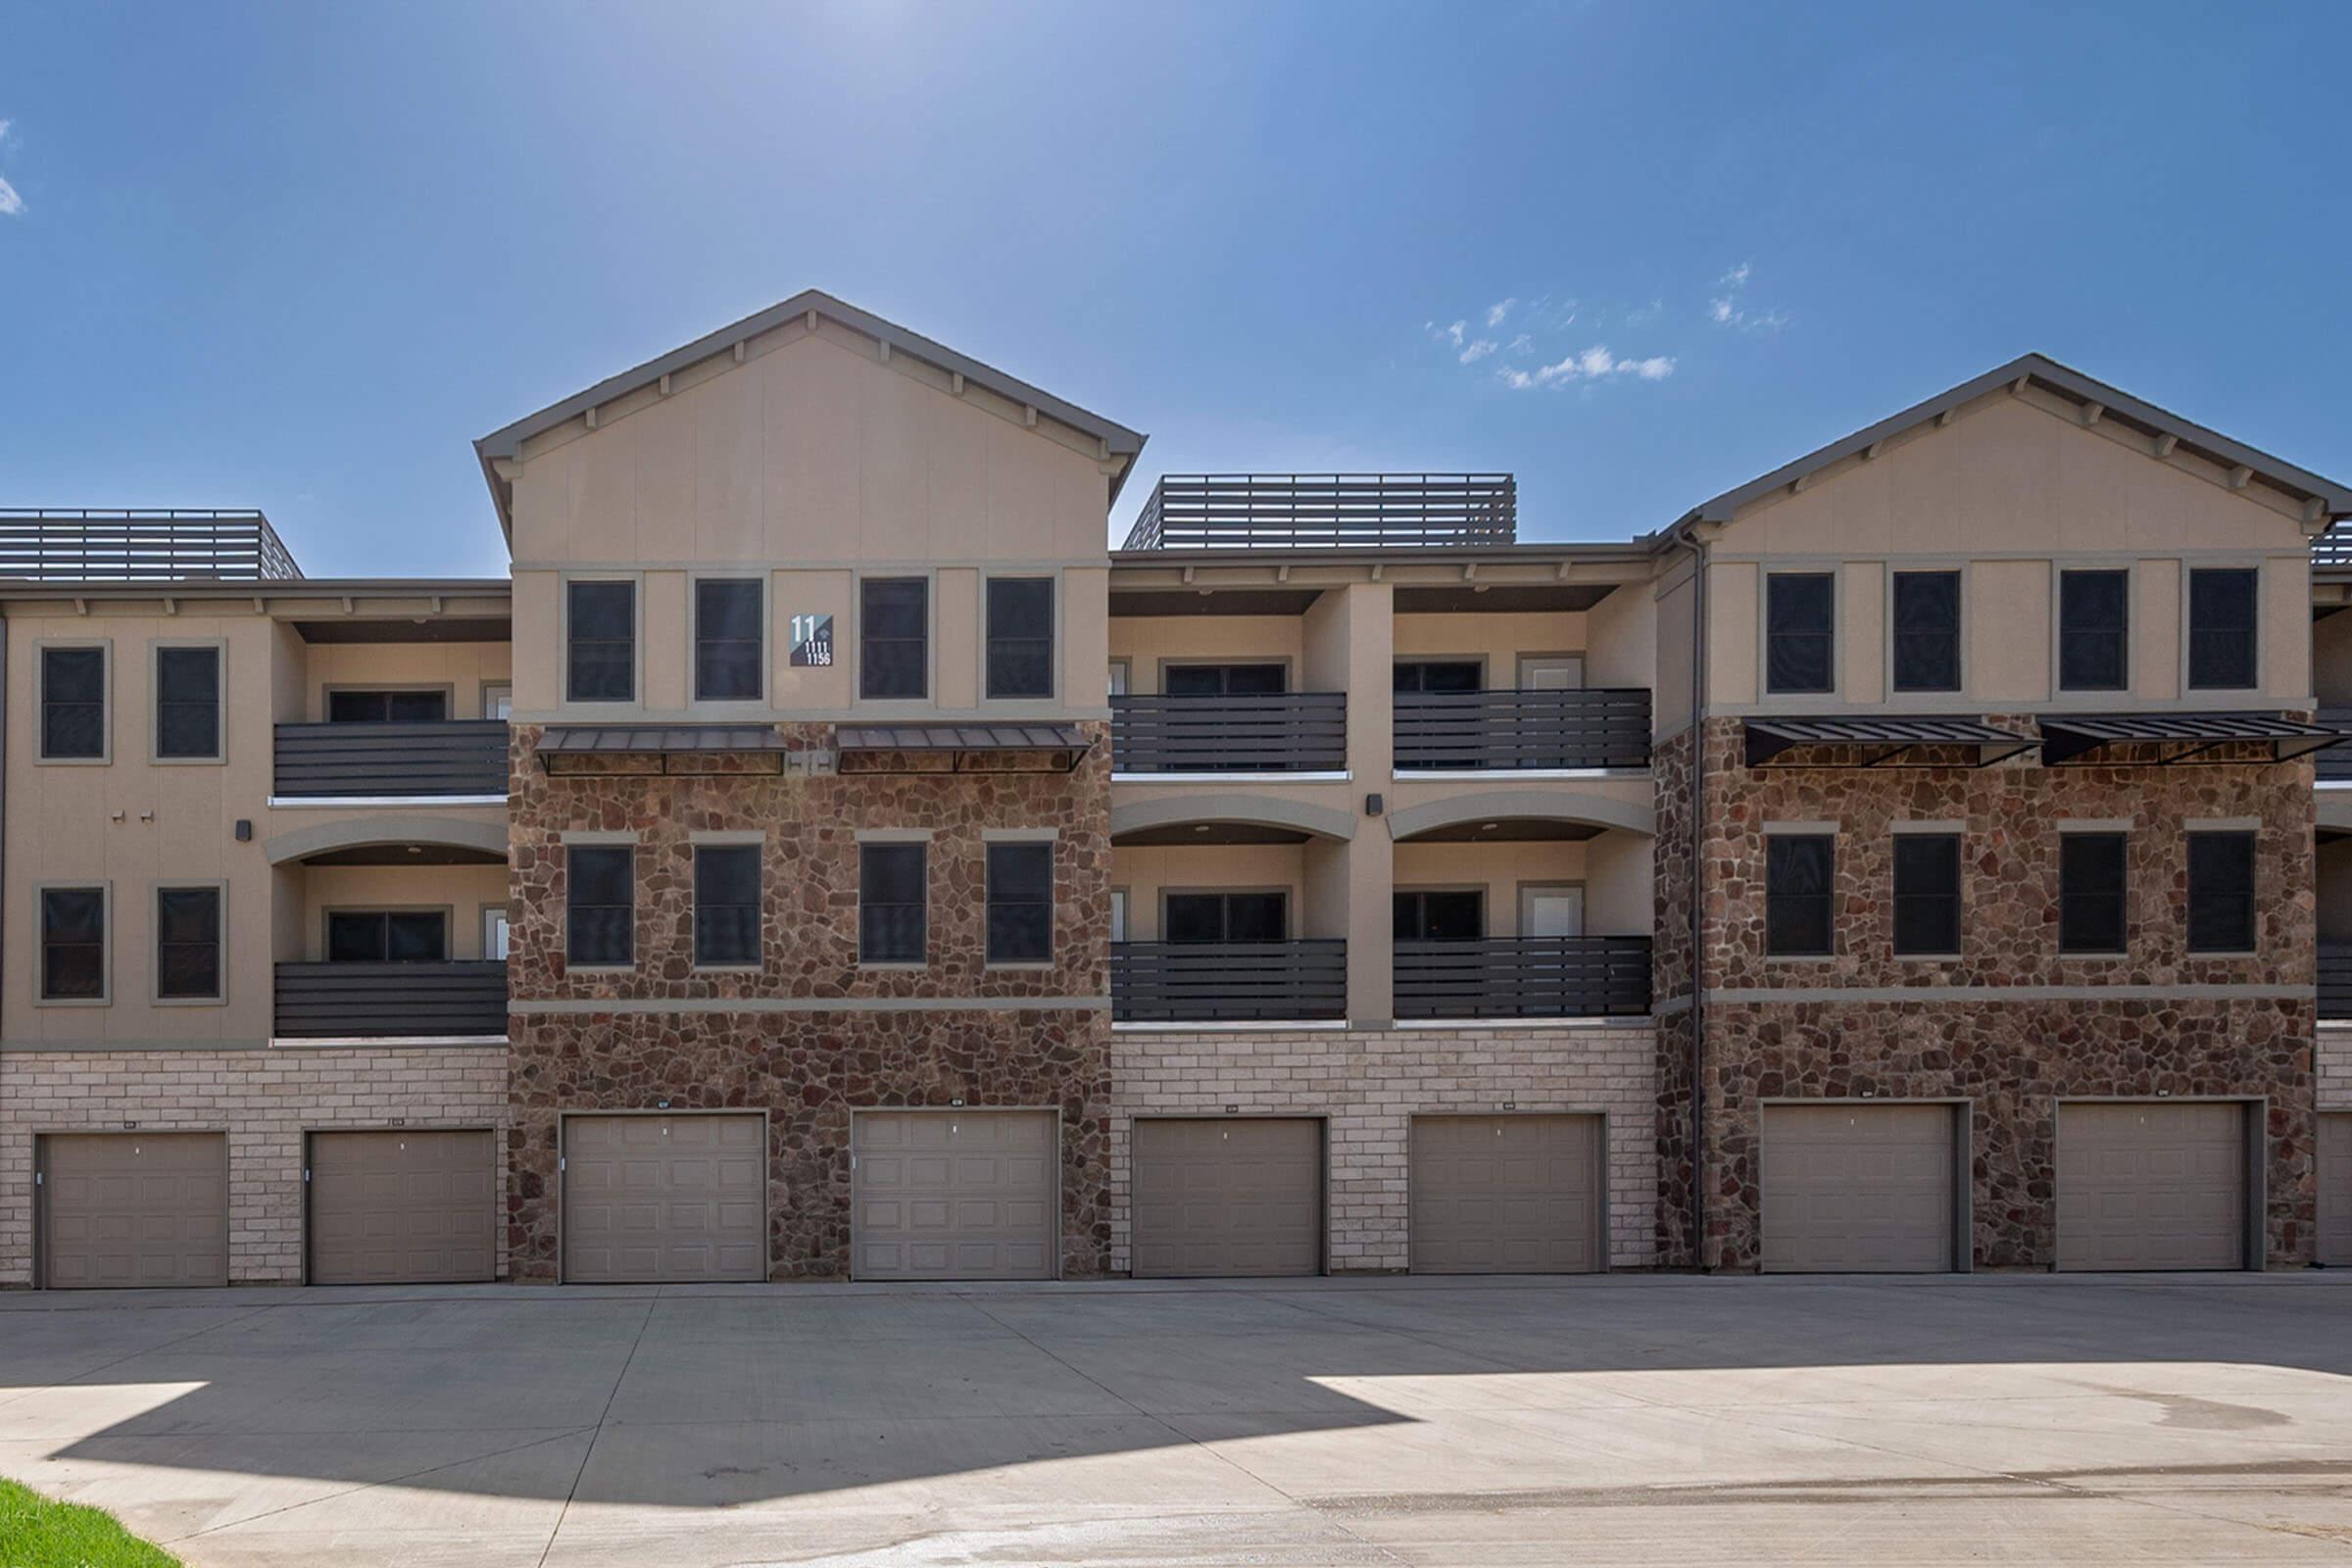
[1685, 525, 1707, 1269]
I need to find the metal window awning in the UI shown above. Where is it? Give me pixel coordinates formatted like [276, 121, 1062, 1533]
[537, 724, 805, 776]
[2039, 712, 2349, 766]
[1743, 716, 2034, 769]
[835, 722, 1092, 775]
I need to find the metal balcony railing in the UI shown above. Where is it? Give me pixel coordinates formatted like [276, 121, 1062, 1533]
[274, 961, 509, 1039]
[1394, 936, 1653, 1020]
[1123, 474, 1516, 551]
[2318, 710, 2352, 783]
[2322, 945, 2352, 1021]
[273, 721, 511, 797]
[1110, 693, 1347, 772]
[0, 510, 302, 580]
[1110, 940, 1347, 1022]
[1394, 688, 1651, 771]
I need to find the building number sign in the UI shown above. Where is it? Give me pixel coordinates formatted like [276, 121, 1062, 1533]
[790, 612, 834, 667]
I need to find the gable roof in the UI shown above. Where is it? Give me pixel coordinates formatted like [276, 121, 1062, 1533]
[1655, 352, 2352, 545]
[472, 289, 1148, 535]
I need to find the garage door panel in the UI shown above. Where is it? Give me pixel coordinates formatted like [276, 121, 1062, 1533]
[563, 1114, 765, 1284]
[1409, 1115, 1600, 1276]
[852, 1110, 1057, 1281]
[41, 1134, 228, 1290]
[2057, 1102, 2246, 1272]
[1132, 1119, 1322, 1278]
[2321, 1114, 2352, 1267]
[1762, 1104, 1956, 1274]
[309, 1130, 495, 1286]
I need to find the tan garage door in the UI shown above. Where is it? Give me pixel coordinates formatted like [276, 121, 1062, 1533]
[309, 1130, 495, 1286]
[2057, 1102, 2247, 1271]
[563, 1114, 764, 1283]
[40, 1134, 227, 1290]
[1131, 1117, 1321, 1277]
[1761, 1103, 1957, 1273]
[2314, 1112, 2350, 1267]
[1409, 1114, 1602, 1274]
[852, 1110, 1057, 1281]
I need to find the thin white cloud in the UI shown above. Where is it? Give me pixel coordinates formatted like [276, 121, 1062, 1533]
[1709, 260, 1788, 331]
[1497, 345, 1674, 391]
[1505, 333, 1534, 355]
[1719, 261, 1750, 289]
[0, 176, 21, 218]
[1485, 297, 1516, 328]
[1458, 338, 1498, 365]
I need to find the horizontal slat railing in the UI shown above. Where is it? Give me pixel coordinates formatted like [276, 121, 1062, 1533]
[273, 961, 509, 1039]
[0, 511, 302, 580]
[1111, 941, 1348, 1022]
[2323, 946, 2352, 1021]
[1124, 474, 1516, 551]
[2319, 710, 2352, 783]
[1111, 694, 1347, 772]
[1395, 937, 1652, 1020]
[273, 721, 511, 797]
[1395, 688, 1651, 770]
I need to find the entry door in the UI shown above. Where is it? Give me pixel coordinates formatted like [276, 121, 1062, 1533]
[481, 907, 510, 960]
[1518, 656, 1585, 690]
[1521, 886, 1586, 938]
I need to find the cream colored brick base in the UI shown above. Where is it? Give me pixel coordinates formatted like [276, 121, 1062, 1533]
[0, 1046, 509, 1287]
[1109, 1023, 1658, 1273]
[2322, 1023, 2352, 1110]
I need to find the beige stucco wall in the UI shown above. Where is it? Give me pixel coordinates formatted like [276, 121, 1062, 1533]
[2316, 609, 2352, 706]
[301, 642, 514, 721]
[1700, 389, 2318, 711]
[1109, 614, 1307, 694]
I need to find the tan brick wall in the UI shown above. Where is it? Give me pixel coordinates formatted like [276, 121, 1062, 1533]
[2323, 1024, 2352, 1109]
[1109, 1023, 1658, 1272]
[0, 1046, 509, 1287]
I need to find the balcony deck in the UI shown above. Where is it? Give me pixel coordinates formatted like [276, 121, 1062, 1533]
[1123, 474, 1516, 552]
[1109, 694, 1347, 774]
[1394, 688, 1651, 771]
[273, 960, 508, 1039]
[1110, 940, 1347, 1023]
[273, 721, 511, 799]
[1394, 937, 1652, 1021]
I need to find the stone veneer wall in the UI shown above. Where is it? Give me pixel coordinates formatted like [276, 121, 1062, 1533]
[504, 722, 1113, 1281]
[1649, 727, 1698, 1267]
[1680, 715, 2318, 1271]
[0, 1046, 509, 1286]
[1108, 1023, 1658, 1272]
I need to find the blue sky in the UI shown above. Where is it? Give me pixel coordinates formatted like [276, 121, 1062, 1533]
[2, 3, 2346, 577]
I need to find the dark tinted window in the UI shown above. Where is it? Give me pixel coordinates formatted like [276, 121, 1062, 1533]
[156, 887, 222, 1000]
[567, 580, 636, 703]
[1394, 890, 1484, 940]
[695, 579, 764, 702]
[155, 647, 221, 760]
[40, 647, 105, 760]
[694, 844, 761, 966]
[2186, 831, 2256, 954]
[1165, 891, 1287, 944]
[2187, 568, 2257, 690]
[2058, 833, 2128, 954]
[986, 843, 1054, 962]
[1765, 835, 1834, 956]
[2059, 570, 2129, 691]
[1891, 571, 1961, 693]
[566, 845, 634, 966]
[859, 578, 928, 699]
[1394, 662, 1482, 693]
[326, 910, 449, 963]
[859, 843, 927, 962]
[1891, 834, 1962, 956]
[1766, 574, 1835, 694]
[986, 578, 1054, 699]
[1164, 663, 1285, 696]
[39, 886, 105, 1000]
[327, 689, 448, 722]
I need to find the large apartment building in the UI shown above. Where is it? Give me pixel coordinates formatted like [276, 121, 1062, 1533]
[3, 292, 2348, 1288]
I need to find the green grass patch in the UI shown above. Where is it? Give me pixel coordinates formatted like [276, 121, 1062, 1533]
[0, 1478, 179, 1567]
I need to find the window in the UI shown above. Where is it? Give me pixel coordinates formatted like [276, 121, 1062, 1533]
[1394, 890, 1483, 941]
[154, 647, 221, 760]
[693, 844, 761, 967]
[156, 886, 222, 1001]
[565, 845, 634, 967]
[1107, 661, 1129, 697]
[1766, 573, 1835, 695]
[2187, 568, 2258, 690]
[38, 886, 106, 1001]
[2058, 832, 2128, 954]
[327, 689, 449, 722]
[986, 842, 1054, 963]
[480, 683, 514, 720]
[1393, 662, 1481, 693]
[1891, 571, 1961, 693]
[1891, 835, 1962, 956]
[39, 647, 106, 760]
[2186, 831, 2256, 954]
[566, 580, 636, 704]
[1164, 891, 1287, 944]
[858, 843, 927, 962]
[859, 577, 928, 699]
[1764, 835, 1834, 956]
[2059, 569, 2129, 691]
[326, 910, 448, 963]
[695, 578, 764, 702]
[986, 578, 1054, 699]
[1164, 663, 1285, 696]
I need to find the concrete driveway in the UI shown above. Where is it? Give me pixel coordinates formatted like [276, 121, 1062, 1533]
[1, 1275, 2349, 1566]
